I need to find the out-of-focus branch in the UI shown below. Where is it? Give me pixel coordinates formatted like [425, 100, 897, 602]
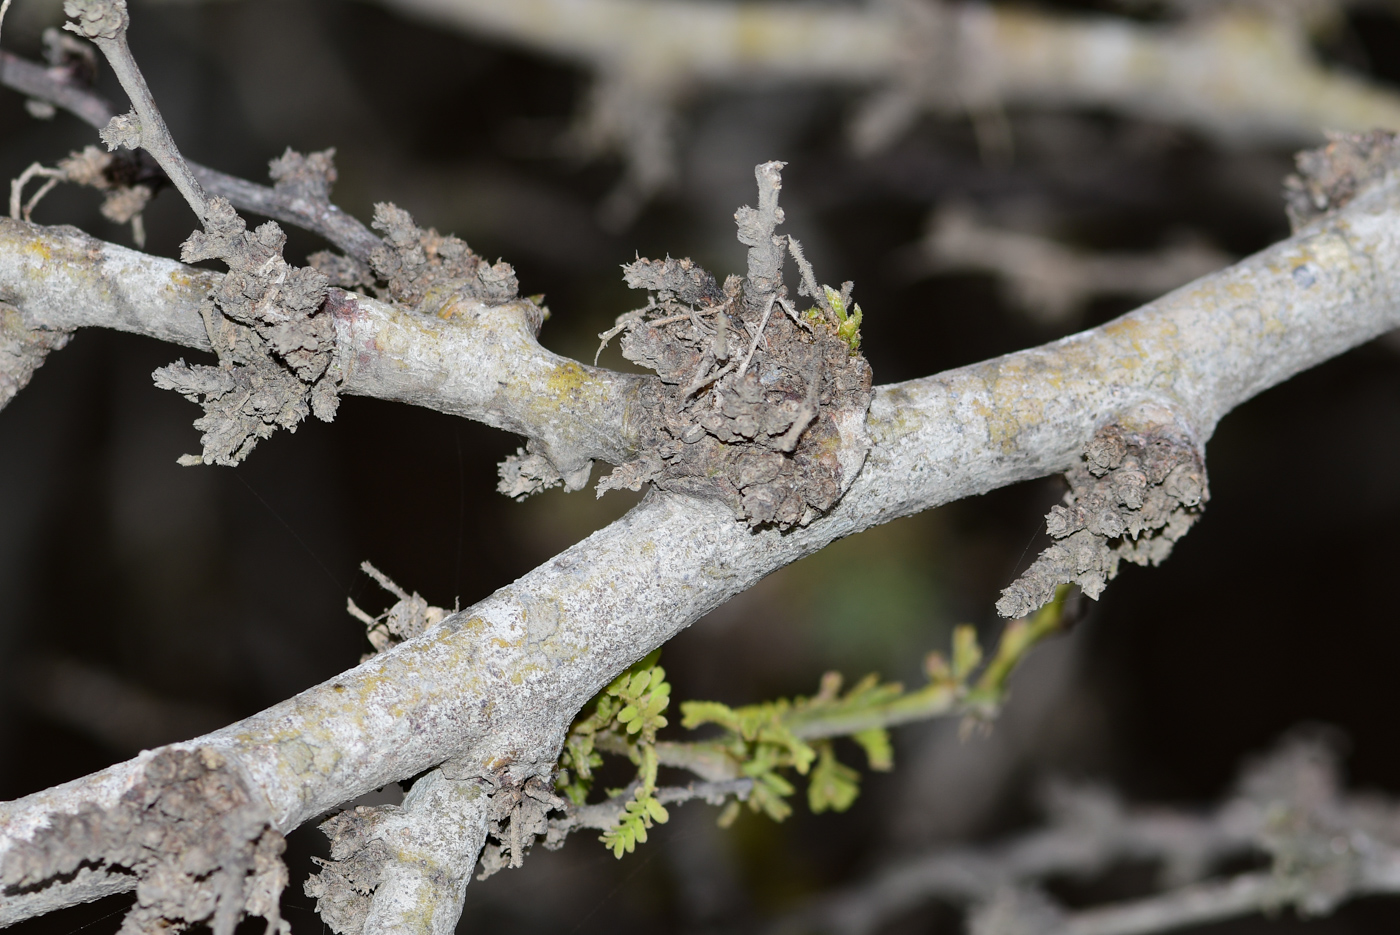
[781, 733, 1400, 935]
[16, 657, 231, 754]
[361, 0, 1400, 202]
[5, 139, 1400, 935]
[0, 48, 113, 128]
[915, 205, 1235, 326]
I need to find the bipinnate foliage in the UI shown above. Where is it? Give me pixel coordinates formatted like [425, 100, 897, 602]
[557, 650, 675, 857]
[552, 587, 1072, 858]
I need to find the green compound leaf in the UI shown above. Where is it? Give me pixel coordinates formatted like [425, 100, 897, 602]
[808, 742, 861, 814]
[951, 624, 983, 680]
[567, 587, 1073, 860]
[852, 727, 894, 771]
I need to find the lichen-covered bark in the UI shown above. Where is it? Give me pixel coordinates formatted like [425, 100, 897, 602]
[304, 771, 488, 935]
[4, 161, 1400, 931]
[0, 748, 287, 935]
[0, 302, 71, 409]
[997, 403, 1208, 618]
[0, 218, 654, 479]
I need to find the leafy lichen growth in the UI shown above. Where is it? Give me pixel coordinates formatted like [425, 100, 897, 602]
[590, 164, 874, 529]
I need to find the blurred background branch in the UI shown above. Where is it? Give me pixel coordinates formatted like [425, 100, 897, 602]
[5, 1, 1400, 934]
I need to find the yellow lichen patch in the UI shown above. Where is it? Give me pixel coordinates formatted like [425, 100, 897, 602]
[733, 6, 777, 60]
[374, 321, 416, 358]
[23, 239, 52, 262]
[508, 663, 544, 686]
[435, 298, 467, 321]
[546, 360, 595, 400]
[453, 616, 487, 635]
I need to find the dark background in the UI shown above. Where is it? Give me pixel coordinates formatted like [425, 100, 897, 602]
[4, 1, 1400, 932]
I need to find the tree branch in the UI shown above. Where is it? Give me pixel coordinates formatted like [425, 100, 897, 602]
[0, 48, 382, 261]
[5, 132, 1400, 932]
[362, 0, 1400, 194]
[783, 733, 1400, 935]
[0, 218, 653, 478]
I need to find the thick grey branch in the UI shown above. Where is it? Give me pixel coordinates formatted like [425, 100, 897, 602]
[5, 153, 1400, 932]
[0, 218, 653, 476]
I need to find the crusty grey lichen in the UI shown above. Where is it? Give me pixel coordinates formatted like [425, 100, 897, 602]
[62, 0, 127, 41]
[269, 147, 337, 203]
[364, 203, 518, 307]
[0, 748, 287, 935]
[304, 806, 393, 935]
[589, 162, 873, 529]
[99, 109, 142, 151]
[0, 302, 71, 410]
[997, 405, 1208, 618]
[154, 196, 339, 465]
[497, 442, 569, 500]
[1284, 130, 1400, 233]
[472, 773, 566, 879]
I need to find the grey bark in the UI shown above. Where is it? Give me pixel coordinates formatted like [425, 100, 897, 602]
[2, 157, 1399, 931]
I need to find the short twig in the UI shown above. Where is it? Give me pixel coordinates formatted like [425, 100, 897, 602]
[360, 560, 411, 602]
[644, 312, 692, 327]
[787, 235, 831, 318]
[66, 1, 209, 222]
[680, 350, 726, 400]
[0, 47, 381, 259]
[9, 163, 65, 221]
[736, 290, 779, 380]
[713, 307, 731, 360]
[345, 597, 380, 629]
[776, 294, 812, 331]
[594, 305, 650, 365]
[775, 350, 821, 452]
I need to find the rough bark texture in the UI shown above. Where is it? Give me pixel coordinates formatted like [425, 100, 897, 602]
[304, 771, 489, 935]
[596, 164, 874, 528]
[0, 218, 654, 481]
[4, 145, 1400, 933]
[0, 301, 70, 409]
[997, 402, 1208, 618]
[0, 748, 287, 935]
